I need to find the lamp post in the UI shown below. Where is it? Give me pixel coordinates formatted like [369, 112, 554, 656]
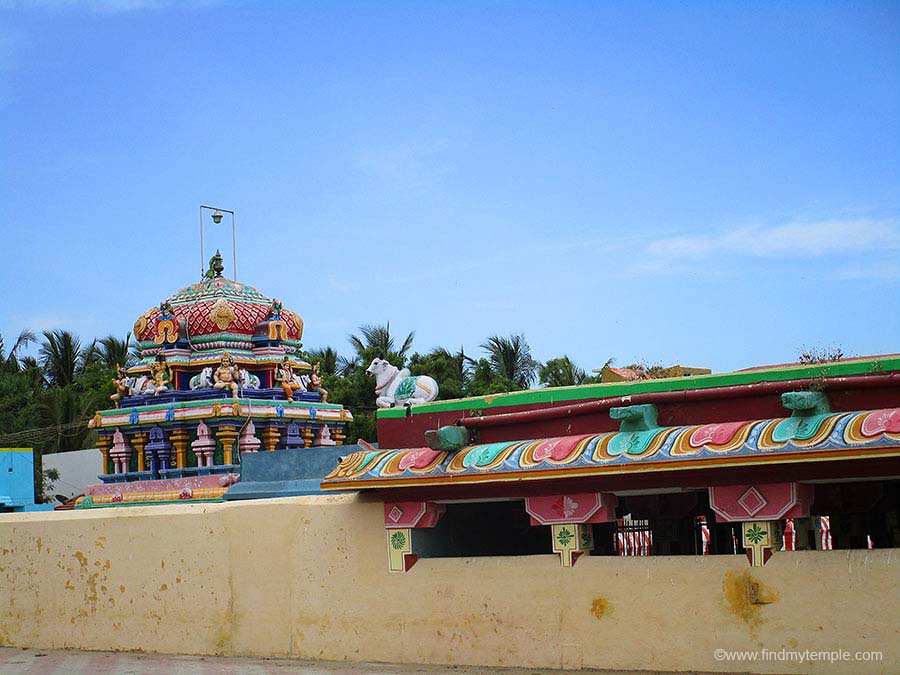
[199, 205, 237, 280]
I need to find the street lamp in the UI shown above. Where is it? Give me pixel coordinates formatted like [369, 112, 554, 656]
[199, 205, 237, 280]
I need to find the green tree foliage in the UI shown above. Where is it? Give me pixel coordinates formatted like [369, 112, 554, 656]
[0, 329, 36, 374]
[97, 333, 135, 369]
[0, 330, 113, 456]
[408, 347, 469, 400]
[539, 356, 588, 387]
[466, 358, 518, 396]
[0, 330, 120, 501]
[479, 334, 538, 390]
[306, 346, 339, 376]
[346, 322, 415, 370]
[38, 330, 86, 387]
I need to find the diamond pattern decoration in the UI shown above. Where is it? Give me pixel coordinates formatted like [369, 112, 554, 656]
[737, 486, 768, 517]
[387, 505, 404, 523]
[135, 277, 303, 342]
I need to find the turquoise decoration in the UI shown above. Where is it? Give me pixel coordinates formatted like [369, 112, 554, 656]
[782, 391, 830, 416]
[276, 404, 285, 417]
[610, 404, 658, 432]
[607, 430, 658, 456]
[425, 425, 469, 451]
[462, 442, 515, 468]
[360, 451, 382, 467]
[393, 377, 419, 400]
[772, 414, 831, 442]
[607, 404, 660, 456]
[309, 407, 317, 420]
[773, 391, 831, 442]
[129, 408, 140, 425]
[165, 405, 175, 422]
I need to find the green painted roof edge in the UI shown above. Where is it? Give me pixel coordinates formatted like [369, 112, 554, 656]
[377, 355, 900, 419]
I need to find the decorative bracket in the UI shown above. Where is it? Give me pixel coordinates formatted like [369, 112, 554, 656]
[710, 483, 813, 566]
[709, 482, 813, 522]
[383, 501, 446, 573]
[525, 493, 617, 567]
[551, 524, 594, 567]
[742, 521, 774, 567]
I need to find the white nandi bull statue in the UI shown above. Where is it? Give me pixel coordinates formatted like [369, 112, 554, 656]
[365, 357, 438, 408]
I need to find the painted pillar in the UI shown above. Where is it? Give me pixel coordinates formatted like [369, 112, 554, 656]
[331, 427, 346, 446]
[130, 432, 147, 472]
[709, 482, 813, 566]
[383, 501, 446, 573]
[525, 493, 617, 567]
[301, 426, 315, 448]
[169, 429, 190, 469]
[191, 422, 216, 467]
[96, 434, 113, 475]
[261, 426, 281, 452]
[238, 420, 261, 454]
[215, 426, 239, 465]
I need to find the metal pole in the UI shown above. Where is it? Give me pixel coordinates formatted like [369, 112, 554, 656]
[198, 205, 237, 279]
[231, 211, 237, 280]
[199, 206, 205, 279]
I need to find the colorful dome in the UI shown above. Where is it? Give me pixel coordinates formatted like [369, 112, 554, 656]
[133, 276, 303, 353]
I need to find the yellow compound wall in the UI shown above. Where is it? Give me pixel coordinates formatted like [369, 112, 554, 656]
[0, 495, 897, 673]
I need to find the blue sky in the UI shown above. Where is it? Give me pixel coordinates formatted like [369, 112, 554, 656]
[1, 0, 898, 375]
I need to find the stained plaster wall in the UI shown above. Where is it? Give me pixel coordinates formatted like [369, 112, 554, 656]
[0, 495, 897, 674]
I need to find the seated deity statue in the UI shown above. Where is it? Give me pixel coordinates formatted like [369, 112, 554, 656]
[213, 352, 241, 399]
[275, 356, 303, 402]
[148, 358, 171, 396]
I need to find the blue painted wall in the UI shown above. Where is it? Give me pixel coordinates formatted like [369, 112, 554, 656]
[0, 448, 37, 509]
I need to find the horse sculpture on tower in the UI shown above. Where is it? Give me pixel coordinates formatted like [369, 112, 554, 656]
[365, 357, 438, 408]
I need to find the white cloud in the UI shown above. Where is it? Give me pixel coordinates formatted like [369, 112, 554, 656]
[647, 219, 900, 260]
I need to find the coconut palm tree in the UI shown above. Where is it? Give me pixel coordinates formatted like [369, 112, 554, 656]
[39, 386, 104, 452]
[349, 323, 414, 360]
[39, 330, 84, 387]
[0, 329, 36, 374]
[480, 334, 538, 389]
[306, 346, 340, 376]
[97, 333, 134, 369]
[539, 355, 588, 387]
[345, 322, 415, 371]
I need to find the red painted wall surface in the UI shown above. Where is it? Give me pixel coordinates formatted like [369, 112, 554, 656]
[377, 385, 900, 450]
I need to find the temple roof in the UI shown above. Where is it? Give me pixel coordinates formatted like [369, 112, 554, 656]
[376, 354, 900, 420]
[132, 275, 303, 363]
[322, 406, 900, 491]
